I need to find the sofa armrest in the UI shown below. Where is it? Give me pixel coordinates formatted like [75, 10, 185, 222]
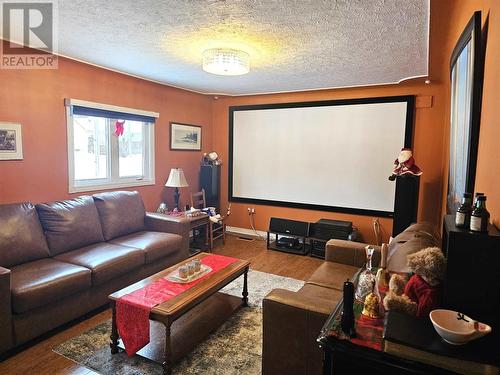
[262, 289, 335, 375]
[264, 288, 335, 315]
[145, 213, 190, 259]
[0, 266, 13, 353]
[145, 213, 190, 236]
[326, 239, 381, 268]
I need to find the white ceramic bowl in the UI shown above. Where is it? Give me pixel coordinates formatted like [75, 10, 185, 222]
[429, 309, 492, 345]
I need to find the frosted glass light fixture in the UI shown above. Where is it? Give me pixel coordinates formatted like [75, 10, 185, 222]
[202, 48, 250, 76]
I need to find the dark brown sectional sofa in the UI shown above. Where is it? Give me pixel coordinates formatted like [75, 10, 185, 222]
[0, 190, 191, 354]
[262, 223, 440, 375]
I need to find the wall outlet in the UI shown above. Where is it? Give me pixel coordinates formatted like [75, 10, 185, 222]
[247, 207, 255, 215]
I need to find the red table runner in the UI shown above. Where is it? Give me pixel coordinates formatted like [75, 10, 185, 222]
[116, 254, 238, 355]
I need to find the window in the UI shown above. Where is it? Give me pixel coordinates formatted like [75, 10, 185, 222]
[66, 99, 158, 193]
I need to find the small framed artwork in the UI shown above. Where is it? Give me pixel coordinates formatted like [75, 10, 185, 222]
[170, 122, 202, 151]
[0, 123, 23, 160]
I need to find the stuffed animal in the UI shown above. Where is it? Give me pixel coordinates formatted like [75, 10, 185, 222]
[383, 274, 417, 315]
[388, 148, 423, 181]
[383, 247, 446, 318]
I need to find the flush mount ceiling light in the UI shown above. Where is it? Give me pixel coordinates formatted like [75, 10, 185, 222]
[202, 48, 250, 76]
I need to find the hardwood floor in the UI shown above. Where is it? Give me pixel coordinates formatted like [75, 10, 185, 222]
[0, 234, 323, 374]
[215, 233, 323, 280]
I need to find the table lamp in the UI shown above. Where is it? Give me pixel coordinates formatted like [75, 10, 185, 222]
[165, 168, 189, 211]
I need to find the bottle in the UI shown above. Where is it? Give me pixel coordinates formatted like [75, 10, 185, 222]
[455, 193, 472, 228]
[341, 279, 356, 337]
[470, 192, 485, 227]
[474, 192, 485, 205]
[355, 246, 376, 302]
[470, 195, 490, 232]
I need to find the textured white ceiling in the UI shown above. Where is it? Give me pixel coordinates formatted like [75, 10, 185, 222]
[54, 0, 429, 95]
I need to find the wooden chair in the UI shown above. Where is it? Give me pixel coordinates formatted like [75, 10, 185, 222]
[190, 189, 226, 251]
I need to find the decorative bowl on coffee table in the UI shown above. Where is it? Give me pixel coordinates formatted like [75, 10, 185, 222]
[429, 309, 492, 345]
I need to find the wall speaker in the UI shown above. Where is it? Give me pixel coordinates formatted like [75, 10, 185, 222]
[200, 165, 220, 212]
[393, 176, 420, 236]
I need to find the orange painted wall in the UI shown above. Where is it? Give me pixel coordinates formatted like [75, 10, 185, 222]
[1, 0, 498, 242]
[0, 56, 212, 211]
[461, 0, 500, 229]
[212, 84, 445, 244]
[476, 2, 500, 229]
[436, 0, 500, 229]
[212, 1, 454, 244]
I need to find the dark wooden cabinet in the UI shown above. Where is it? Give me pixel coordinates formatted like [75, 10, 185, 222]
[322, 340, 454, 375]
[442, 215, 500, 328]
[318, 290, 459, 375]
[318, 242, 500, 375]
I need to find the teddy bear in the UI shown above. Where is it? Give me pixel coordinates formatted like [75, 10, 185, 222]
[383, 247, 446, 318]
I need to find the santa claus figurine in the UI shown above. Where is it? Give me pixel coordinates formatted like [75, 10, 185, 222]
[389, 148, 422, 181]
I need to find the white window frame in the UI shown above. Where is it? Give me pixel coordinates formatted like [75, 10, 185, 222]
[66, 99, 158, 193]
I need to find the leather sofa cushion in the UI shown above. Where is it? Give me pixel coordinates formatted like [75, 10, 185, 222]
[0, 203, 50, 268]
[387, 222, 440, 273]
[36, 196, 104, 256]
[55, 242, 144, 286]
[110, 231, 183, 264]
[10, 258, 91, 314]
[306, 261, 358, 291]
[93, 191, 146, 241]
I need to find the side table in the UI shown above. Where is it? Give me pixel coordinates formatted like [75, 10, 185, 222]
[186, 213, 210, 254]
[317, 269, 499, 375]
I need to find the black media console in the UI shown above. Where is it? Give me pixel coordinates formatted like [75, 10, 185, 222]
[267, 217, 355, 258]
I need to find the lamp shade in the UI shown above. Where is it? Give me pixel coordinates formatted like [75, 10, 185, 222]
[165, 168, 189, 188]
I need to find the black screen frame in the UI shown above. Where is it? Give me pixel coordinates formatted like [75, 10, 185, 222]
[228, 95, 415, 217]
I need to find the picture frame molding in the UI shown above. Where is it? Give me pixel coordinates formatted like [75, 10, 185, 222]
[169, 122, 202, 151]
[0, 122, 23, 160]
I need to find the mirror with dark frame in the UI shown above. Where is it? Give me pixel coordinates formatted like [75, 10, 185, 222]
[447, 11, 484, 213]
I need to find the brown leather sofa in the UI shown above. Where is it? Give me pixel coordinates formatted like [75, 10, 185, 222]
[0, 191, 190, 354]
[262, 222, 440, 375]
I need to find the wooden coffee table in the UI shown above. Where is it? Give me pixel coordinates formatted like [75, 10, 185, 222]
[108, 253, 250, 375]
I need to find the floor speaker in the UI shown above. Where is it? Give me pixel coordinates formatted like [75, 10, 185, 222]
[393, 175, 419, 237]
[269, 217, 309, 237]
[200, 165, 220, 212]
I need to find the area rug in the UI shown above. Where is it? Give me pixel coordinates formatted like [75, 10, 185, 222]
[53, 270, 304, 374]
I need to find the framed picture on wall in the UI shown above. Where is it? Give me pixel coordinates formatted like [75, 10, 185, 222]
[447, 11, 484, 213]
[0, 122, 23, 160]
[170, 122, 202, 151]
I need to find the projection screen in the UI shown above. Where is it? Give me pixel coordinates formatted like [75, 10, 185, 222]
[229, 96, 414, 217]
